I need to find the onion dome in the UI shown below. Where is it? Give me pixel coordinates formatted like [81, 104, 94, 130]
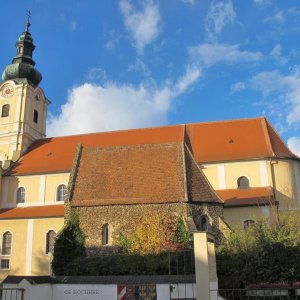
[2, 18, 42, 87]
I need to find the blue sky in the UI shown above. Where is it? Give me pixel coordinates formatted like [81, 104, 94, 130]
[1, 0, 300, 154]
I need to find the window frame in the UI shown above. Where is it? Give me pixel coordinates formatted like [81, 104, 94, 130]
[237, 176, 250, 189]
[1, 104, 10, 118]
[101, 223, 109, 246]
[243, 219, 255, 230]
[199, 215, 210, 232]
[16, 187, 26, 204]
[1, 231, 13, 256]
[56, 184, 67, 202]
[45, 230, 56, 255]
[0, 259, 10, 270]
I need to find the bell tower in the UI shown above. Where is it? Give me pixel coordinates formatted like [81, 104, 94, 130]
[0, 16, 50, 167]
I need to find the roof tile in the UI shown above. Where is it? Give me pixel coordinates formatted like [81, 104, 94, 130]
[216, 187, 276, 207]
[71, 142, 186, 206]
[0, 205, 64, 219]
[6, 117, 298, 175]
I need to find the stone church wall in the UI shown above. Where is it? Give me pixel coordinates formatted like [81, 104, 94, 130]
[73, 201, 225, 256]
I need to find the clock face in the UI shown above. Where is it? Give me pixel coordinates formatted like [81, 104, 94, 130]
[1, 85, 14, 98]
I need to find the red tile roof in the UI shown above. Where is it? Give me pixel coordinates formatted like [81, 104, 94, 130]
[71, 142, 222, 206]
[0, 205, 64, 219]
[7, 125, 184, 175]
[6, 117, 298, 175]
[186, 117, 297, 163]
[216, 187, 276, 207]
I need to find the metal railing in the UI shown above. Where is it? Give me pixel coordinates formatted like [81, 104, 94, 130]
[0, 288, 25, 300]
[211, 288, 300, 299]
[167, 249, 195, 275]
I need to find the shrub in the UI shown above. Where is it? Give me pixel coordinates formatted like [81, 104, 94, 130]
[65, 251, 194, 276]
[216, 213, 300, 288]
[52, 210, 86, 275]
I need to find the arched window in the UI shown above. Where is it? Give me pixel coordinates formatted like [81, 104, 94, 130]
[2, 231, 12, 255]
[237, 176, 250, 189]
[45, 230, 56, 254]
[16, 187, 25, 203]
[1, 104, 10, 118]
[56, 184, 67, 202]
[244, 219, 255, 230]
[199, 215, 209, 232]
[101, 223, 109, 245]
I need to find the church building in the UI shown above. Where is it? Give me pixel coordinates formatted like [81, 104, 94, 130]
[0, 23, 299, 279]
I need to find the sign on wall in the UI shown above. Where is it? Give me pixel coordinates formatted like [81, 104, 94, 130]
[118, 284, 157, 300]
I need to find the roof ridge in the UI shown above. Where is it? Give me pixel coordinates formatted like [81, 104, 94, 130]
[45, 123, 185, 140]
[181, 142, 189, 202]
[263, 118, 299, 159]
[44, 117, 266, 140]
[184, 143, 223, 203]
[216, 186, 273, 192]
[79, 141, 183, 152]
[186, 116, 265, 126]
[260, 117, 275, 157]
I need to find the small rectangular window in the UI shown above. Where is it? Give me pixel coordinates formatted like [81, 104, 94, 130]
[0, 259, 10, 270]
[33, 110, 38, 123]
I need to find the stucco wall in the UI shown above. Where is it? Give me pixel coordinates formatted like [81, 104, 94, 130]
[223, 205, 277, 229]
[201, 160, 269, 190]
[0, 217, 64, 280]
[1, 173, 69, 208]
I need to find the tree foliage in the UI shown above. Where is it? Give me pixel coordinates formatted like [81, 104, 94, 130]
[217, 212, 300, 288]
[52, 210, 86, 275]
[173, 217, 193, 248]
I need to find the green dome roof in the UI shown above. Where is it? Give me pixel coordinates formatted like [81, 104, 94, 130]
[2, 21, 42, 87]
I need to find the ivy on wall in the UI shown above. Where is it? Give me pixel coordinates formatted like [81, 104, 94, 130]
[117, 214, 192, 254]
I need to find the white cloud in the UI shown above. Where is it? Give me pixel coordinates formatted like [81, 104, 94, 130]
[70, 21, 77, 31]
[250, 70, 300, 125]
[119, 0, 161, 54]
[287, 136, 300, 156]
[205, 1, 236, 41]
[174, 65, 201, 94]
[182, 0, 195, 4]
[47, 68, 201, 137]
[189, 43, 263, 67]
[128, 58, 152, 77]
[270, 44, 288, 66]
[105, 41, 115, 50]
[230, 81, 246, 93]
[264, 10, 285, 23]
[253, 0, 271, 5]
[86, 68, 107, 82]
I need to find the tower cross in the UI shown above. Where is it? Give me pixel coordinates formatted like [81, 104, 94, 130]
[26, 10, 31, 31]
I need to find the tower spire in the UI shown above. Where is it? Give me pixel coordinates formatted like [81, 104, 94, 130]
[1, 13, 42, 87]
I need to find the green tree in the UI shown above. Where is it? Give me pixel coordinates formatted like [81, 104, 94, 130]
[52, 210, 86, 275]
[217, 212, 300, 288]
